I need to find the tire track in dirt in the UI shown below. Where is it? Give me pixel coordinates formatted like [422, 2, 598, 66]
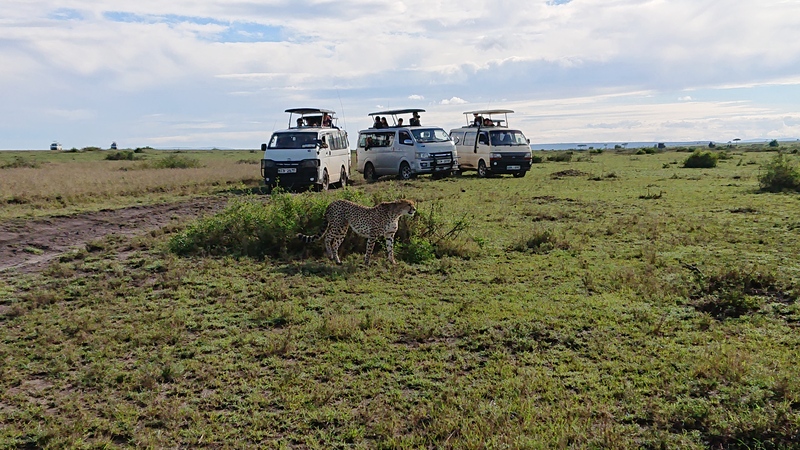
[0, 197, 229, 274]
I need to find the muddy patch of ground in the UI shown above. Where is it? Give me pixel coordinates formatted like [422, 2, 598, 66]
[0, 197, 229, 274]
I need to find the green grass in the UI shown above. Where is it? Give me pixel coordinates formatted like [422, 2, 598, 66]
[2, 147, 800, 448]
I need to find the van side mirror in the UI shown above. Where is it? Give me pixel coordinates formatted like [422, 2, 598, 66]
[527, 138, 531, 144]
[454, 136, 460, 144]
[261, 143, 267, 152]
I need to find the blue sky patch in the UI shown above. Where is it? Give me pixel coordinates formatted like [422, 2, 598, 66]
[49, 8, 83, 21]
[547, 0, 572, 5]
[103, 11, 283, 42]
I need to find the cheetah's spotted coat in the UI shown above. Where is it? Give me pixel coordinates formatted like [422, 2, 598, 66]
[298, 199, 416, 265]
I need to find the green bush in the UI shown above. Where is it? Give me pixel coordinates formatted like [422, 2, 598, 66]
[1, 156, 40, 169]
[683, 150, 718, 168]
[510, 229, 569, 254]
[169, 192, 473, 264]
[104, 151, 140, 161]
[546, 151, 573, 162]
[769, 139, 779, 148]
[759, 153, 800, 192]
[397, 237, 436, 264]
[531, 154, 544, 164]
[142, 154, 202, 169]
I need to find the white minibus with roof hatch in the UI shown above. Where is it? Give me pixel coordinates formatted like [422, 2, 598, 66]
[449, 109, 532, 178]
[260, 108, 350, 193]
[356, 108, 458, 182]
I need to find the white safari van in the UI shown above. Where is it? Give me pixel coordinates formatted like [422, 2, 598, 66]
[449, 109, 532, 178]
[260, 108, 350, 192]
[356, 108, 458, 182]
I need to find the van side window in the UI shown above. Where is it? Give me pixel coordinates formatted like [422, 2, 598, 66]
[399, 131, 413, 145]
[359, 132, 394, 149]
[463, 132, 476, 146]
[478, 132, 489, 145]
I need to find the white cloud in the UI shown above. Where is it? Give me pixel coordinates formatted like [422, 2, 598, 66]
[440, 97, 467, 105]
[408, 94, 424, 100]
[678, 96, 693, 101]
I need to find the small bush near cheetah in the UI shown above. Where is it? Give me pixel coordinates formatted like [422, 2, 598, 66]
[683, 150, 718, 168]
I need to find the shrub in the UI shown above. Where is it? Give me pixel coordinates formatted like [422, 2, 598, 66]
[530, 154, 544, 164]
[397, 237, 436, 264]
[689, 266, 796, 319]
[104, 151, 140, 161]
[683, 150, 718, 168]
[81, 146, 102, 152]
[510, 229, 569, 254]
[141, 154, 202, 169]
[769, 139, 779, 148]
[1, 156, 40, 169]
[169, 192, 472, 264]
[759, 153, 800, 192]
[546, 151, 573, 162]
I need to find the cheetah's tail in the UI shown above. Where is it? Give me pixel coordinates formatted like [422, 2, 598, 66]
[297, 217, 328, 243]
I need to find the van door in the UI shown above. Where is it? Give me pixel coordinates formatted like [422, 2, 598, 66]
[476, 131, 491, 165]
[362, 131, 395, 175]
[395, 130, 414, 173]
[461, 131, 477, 169]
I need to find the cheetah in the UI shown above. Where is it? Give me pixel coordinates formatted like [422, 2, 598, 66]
[298, 199, 416, 265]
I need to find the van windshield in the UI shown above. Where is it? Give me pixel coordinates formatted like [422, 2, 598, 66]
[268, 132, 318, 149]
[489, 130, 529, 146]
[411, 128, 451, 143]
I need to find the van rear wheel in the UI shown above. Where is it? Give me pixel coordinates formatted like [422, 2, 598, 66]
[477, 160, 488, 178]
[398, 162, 412, 181]
[339, 166, 348, 188]
[364, 163, 378, 183]
[513, 171, 527, 178]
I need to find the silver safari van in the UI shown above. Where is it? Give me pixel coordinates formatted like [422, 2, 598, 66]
[260, 108, 350, 193]
[449, 109, 532, 178]
[356, 109, 458, 182]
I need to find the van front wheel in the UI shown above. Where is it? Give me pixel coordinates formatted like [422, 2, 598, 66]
[315, 169, 329, 192]
[398, 162, 413, 181]
[477, 160, 488, 178]
[513, 171, 527, 178]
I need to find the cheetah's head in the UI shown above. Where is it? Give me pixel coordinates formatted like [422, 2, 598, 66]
[396, 199, 416, 217]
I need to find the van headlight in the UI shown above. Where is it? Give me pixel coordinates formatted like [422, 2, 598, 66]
[300, 159, 319, 168]
[262, 159, 276, 168]
[415, 152, 430, 159]
[490, 153, 502, 159]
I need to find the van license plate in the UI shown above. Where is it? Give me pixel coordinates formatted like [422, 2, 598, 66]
[507, 165, 521, 170]
[277, 168, 297, 174]
[437, 159, 451, 164]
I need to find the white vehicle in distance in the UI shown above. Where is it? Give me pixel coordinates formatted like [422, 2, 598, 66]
[356, 108, 458, 182]
[260, 108, 350, 193]
[449, 109, 532, 178]
[50, 142, 62, 151]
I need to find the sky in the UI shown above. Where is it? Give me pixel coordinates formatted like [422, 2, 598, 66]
[1, 0, 799, 150]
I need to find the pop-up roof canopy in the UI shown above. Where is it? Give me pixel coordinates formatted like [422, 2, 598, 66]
[368, 108, 425, 117]
[285, 108, 337, 115]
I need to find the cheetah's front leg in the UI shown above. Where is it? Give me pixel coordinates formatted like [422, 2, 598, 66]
[385, 234, 396, 264]
[364, 237, 377, 265]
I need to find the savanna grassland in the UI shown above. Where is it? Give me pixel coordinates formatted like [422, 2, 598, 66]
[2, 144, 800, 449]
[0, 148, 263, 220]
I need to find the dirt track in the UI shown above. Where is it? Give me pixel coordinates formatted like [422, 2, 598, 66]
[0, 197, 228, 274]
